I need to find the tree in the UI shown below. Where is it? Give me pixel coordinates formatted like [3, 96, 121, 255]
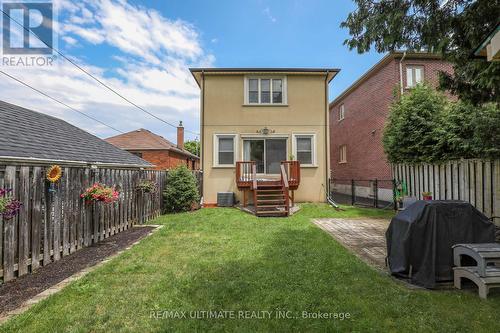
[163, 165, 200, 213]
[383, 84, 447, 163]
[341, 0, 500, 104]
[384, 84, 500, 163]
[184, 140, 200, 156]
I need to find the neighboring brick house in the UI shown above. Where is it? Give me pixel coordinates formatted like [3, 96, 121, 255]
[106, 123, 199, 171]
[329, 52, 453, 201]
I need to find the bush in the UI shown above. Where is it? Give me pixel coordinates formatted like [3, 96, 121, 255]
[163, 165, 200, 213]
[383, 84, 500, 163]
[383, 84, 447, 163]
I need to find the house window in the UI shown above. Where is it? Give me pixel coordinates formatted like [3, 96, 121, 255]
[293, 134, 316, 167]
[406, 65, 424, 88]
[339, 145, 347, 163]
[245, 77, 286, 105]
[338, 104, 345, 121]
[214, 134, 237, 167]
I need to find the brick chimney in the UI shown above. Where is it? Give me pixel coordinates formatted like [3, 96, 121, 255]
[177, 121, 184, 150]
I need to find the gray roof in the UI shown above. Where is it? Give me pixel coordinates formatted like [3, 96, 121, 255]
[0, 100, 152, 167]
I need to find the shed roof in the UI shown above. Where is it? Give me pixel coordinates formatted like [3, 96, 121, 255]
[0, 100, 152, 167]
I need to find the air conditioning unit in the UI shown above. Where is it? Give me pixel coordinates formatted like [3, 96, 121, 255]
[217, 192, 235, 207]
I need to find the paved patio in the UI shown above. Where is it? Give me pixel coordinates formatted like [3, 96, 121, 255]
[312, 218, 390, 270]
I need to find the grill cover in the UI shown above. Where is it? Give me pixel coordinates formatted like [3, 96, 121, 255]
[386, 201, 495, 288]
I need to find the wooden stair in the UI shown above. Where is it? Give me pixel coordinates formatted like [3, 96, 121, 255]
[254, 183, 289, 217]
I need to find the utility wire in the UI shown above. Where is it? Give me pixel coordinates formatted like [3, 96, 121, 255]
[0, 70, 123, 134]
[1, 8, 200, 136]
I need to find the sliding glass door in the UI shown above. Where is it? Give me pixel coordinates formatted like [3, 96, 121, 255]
[243, 138, 287, 174]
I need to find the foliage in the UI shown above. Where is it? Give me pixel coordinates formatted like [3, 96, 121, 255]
[163, 165, 199, 213]
[4, 205, 500, 332]
[184, 140, 200, 156]
[384, 84, 500, 163]
[436, 101, 500, 160]
[341, 0, 500, 104]
[80, 183, 119, 203]
[0, 188, 22, 220]
[383, 84, 447, 163]
[136, 179, 158, 193]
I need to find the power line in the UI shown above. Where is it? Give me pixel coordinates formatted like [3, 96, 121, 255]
[0, 8, 200, 136]
[0, 70, 123, 134]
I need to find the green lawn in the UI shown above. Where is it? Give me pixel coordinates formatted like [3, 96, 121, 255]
[2, 204, 499, 332]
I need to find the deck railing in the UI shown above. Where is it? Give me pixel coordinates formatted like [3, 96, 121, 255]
[281, 161, 300, 189]
[236, 161, 300, 189]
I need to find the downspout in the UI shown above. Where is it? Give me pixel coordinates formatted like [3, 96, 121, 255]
[399, 51, 407, 95]
[201, 70, 205, 202]
[324, 70, 330, 202]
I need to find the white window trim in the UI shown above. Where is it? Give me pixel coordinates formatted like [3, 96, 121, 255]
[339, 145, 347, 164]
[213, 134, 238, 168]
[338, 104, 345, 121]
[405, 65, 424, 88]
[244, 76, 288, 105]
[292, 133, 317, 168]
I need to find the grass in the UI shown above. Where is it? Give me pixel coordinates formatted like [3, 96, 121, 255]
[2, 204, 499, 332]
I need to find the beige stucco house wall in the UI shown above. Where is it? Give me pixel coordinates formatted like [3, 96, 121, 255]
[190, 68, 339, 206]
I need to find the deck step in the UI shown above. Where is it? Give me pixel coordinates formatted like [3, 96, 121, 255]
[257, 204, 287, 209]
[256, 211, 288, 216]
[257, 199, 285, 204]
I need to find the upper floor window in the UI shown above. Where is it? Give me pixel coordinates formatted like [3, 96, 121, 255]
[406, 65, 424, 88]
[245, 77, 287, 105]
[338, 104, 345, 121]
[339, 145, 347, 163]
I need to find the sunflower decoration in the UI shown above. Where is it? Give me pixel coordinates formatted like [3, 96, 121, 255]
[46, 165, 63, 183]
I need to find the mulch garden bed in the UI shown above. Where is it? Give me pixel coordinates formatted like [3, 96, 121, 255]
[0, 226, 156, 314]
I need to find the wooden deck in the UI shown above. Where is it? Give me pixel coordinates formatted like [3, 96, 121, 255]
[235, 161, 300, 217]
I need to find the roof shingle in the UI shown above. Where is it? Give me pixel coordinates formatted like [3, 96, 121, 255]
[106, 129, 199, 159]
[0, 100, 152, 167]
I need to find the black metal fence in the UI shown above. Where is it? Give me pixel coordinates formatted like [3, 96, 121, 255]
[329, 178, 396, 209]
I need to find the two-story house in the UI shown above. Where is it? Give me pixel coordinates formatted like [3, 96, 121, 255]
[190, 68, 339, 216]
[329, 52, 453, 202]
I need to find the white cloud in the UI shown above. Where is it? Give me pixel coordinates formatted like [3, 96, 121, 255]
[0, 0, 213, 142]
[263, 7, 277, 23]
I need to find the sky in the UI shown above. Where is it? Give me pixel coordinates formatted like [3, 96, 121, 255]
[0, 0, 384, 143]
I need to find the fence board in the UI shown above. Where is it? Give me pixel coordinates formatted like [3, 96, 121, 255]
[18, 167, 30, 276]
[394, 159, 499, 220]
[0, 164, 167, 282]
[3, 166, 16, 281]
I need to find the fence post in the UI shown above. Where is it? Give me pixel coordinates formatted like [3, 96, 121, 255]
[374, 179, 378, 208]
[351, 179, 355, 206]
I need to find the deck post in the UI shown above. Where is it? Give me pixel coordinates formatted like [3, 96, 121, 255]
[243, 190, 247, 207]
[291, 190, 294, 207]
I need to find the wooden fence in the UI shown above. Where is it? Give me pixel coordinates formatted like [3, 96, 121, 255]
[0, 164, 166, 282]
[393, 159, 500, 220]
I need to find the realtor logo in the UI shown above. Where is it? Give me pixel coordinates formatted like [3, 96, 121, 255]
[1, 1, 56, 67]
[2, 1, 53, 54]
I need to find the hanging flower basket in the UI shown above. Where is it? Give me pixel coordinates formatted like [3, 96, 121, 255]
[81, 183, 119, 204]
[46, 165, 63, 183]
[0, 188, 22, 220]
[136, 180, 158, 193]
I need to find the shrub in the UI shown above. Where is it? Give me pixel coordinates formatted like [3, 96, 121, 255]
[383, 84, 500, 163]
[383, 84, 447, 163]
[163, 165, 199, 213]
